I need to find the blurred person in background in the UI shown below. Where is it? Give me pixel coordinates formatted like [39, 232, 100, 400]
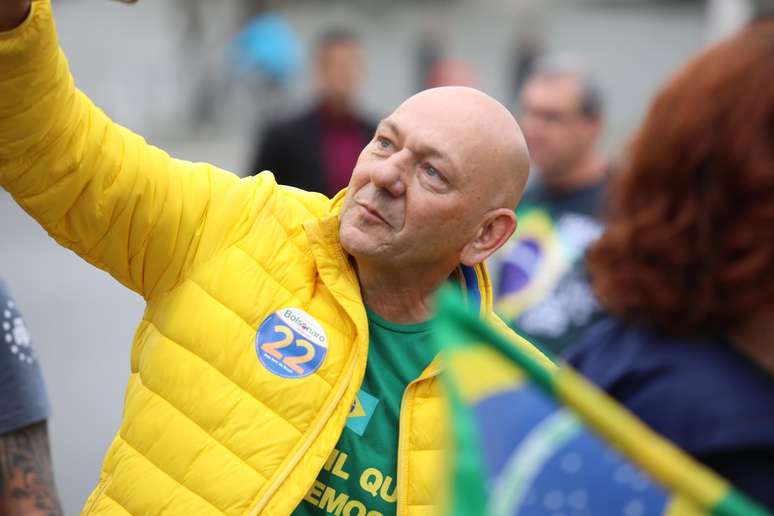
[424, 58, 478, 89]
[415, 22, 443, 92]
[489, 56, 609, 357]
[508, 30, 544, 104]
[755, 0, 774, 19]
[247, 28, 376, 197]
[0, 2, 549, 514]
[568, 20, 774, 510]
[414, 20, 479, 90]
[0, 280, 61, 515]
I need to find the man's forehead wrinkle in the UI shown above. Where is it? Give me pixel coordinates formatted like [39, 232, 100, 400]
[414, 138, 462, 174]
[378, 118, 401, 136]
[382, 113, 466, 177]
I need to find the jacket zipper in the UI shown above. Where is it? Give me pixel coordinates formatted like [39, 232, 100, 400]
[395, 368, 443, 515]
[247, 348, 360, 515]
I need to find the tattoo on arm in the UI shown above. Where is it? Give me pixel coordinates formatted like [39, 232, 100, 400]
[0, 421, 63, 516]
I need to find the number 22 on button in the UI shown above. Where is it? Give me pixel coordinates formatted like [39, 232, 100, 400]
[261, 325, 316, 374]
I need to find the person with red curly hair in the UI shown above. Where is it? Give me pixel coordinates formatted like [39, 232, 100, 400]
[567, 20, 774, 510]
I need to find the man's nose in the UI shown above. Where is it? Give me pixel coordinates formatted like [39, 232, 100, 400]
[370, 151, 408, 197]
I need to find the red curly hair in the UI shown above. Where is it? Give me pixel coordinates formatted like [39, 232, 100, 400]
[589, 21, 774, 336]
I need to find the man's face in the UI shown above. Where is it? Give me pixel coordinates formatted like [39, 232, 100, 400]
[315, 41, 364, 107]
[520, 75, 599, 180]
[339, 100, 489, 269]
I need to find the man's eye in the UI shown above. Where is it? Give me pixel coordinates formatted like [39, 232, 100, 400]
[424, 165, 443, 180]
[376, 137, 393, 150]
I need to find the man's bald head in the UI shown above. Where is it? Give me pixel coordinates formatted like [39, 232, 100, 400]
[393, 87, 530, 211]
[341, 86, 529, 271]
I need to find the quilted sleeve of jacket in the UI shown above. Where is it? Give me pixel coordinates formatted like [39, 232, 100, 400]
[0, 0, 274, 300]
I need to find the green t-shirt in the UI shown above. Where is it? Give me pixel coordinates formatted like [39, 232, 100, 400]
[293, 309, 437, 516]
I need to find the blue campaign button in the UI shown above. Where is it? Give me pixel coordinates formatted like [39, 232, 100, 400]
[255, 308, 328, 379]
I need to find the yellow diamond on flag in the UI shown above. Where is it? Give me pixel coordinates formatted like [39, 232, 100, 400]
[350, 395, 366, 418]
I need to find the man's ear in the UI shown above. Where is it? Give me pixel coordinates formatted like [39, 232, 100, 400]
[460, 209, 517, 266]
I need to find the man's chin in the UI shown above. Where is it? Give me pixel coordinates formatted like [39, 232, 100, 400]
[340, 235, 373, 258]
[340, 227, 385, 259]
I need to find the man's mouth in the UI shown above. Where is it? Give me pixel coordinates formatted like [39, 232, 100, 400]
[357, 202, 391, 227]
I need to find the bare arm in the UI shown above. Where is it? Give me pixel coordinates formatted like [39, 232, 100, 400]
[0, 421, 62, 516]
[0, 1, 30, 32]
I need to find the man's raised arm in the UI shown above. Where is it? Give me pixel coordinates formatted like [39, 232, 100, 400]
[0, 1, 276, 300]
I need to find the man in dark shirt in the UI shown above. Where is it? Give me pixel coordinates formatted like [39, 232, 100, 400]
[248, 29, 376, 197]
[0, 279, 62, 515]
[489, 56, 609, 357]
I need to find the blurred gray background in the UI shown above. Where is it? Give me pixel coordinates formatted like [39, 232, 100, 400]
[0, 0, 757, 512]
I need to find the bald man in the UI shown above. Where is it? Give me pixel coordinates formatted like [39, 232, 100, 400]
[0, 2, 549, 515]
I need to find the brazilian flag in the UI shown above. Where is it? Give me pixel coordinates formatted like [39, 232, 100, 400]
[432, 287, 771, 516]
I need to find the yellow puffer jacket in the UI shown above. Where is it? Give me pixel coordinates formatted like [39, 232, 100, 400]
[0, 2, 552, 515]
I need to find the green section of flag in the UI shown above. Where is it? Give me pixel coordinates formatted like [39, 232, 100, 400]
[442, 368, 488, 516]
[715, 491, 773, 516]
[433, 285, 557, 396]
